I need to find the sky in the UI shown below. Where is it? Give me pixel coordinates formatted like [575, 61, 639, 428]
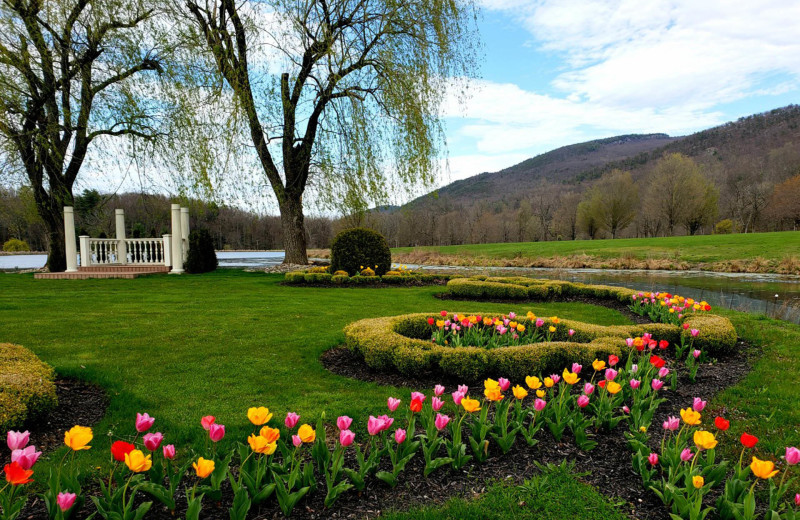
[439, 0, 800, 187]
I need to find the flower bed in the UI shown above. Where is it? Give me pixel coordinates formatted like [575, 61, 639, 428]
[0, 343, 57, 432]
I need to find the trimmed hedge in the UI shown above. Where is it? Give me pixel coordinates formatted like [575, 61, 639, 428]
[284, 271, 455, 287]
[0, 343, 58, 431]
[446, 277, 638, 303]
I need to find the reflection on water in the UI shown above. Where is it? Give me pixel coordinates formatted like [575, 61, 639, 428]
[3, 252, 799, 323]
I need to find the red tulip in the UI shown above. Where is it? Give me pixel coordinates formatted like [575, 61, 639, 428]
[4, 462, 33, 485]
[740, 432, 759, 448]
[714, 417, 730, 431]
[409, 398, 423, 413]
[649, 355, 665, 369]
[608, 355, 619, 367]
[427, 317, 434, 325]
[111, 441, 136, 462]
[659, 340, 669, 350]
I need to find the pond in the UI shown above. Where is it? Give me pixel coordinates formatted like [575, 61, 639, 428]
[4, 251, 799, 323]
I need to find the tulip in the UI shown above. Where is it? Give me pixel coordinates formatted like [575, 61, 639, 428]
[484, 386, 503, 401]
[386, 398, 401, 413]
[583, 382, 595, 395]
[394, 428, 406, 444]
[461, 397, 481, 413]
[163, 444, 176, 460]
[512, 385, 528, 400]
[561, 369, 579, 385]
[427, 317, 434, 325]
[285, 412, 300, 428]
[630, 379, 641, 390]
[536, 389, 546, 398]
[648, 453, 659, 465]
[3, 462, 32, 486]
[6, 430, 29, 451]
[10, 445, 41, 470]
[193, 457, 215, 478]
[692, 397, 707, 412]
[135, 413, 155, 433]
[658, 367, 670, 378]
[786, 447, 800, 465]
[592, 359, 606, 371]
[568, 329, 575, 337]
[691, 328, 700, 337]
[693, 430, 718, 451]
[64, 425, 92, 451]
[526, 376, 542, 390]
[410, 398, 423, 413]
[497, 378, 511, 392]
[534, 398, 547, 412]
[432, 396, 444, 411]
[571, 362, 582, 374]
[247, 407, 273, 426]
[649, 355, 665, 369]
[143, 432, 163, 452]
[680, 408, 701, 426]
[544, 377, 554, 388]
[622, 405, 630, 414]
[124, 450, 153, 473]
[606, 381, 622, 394]
[651, 379, 664, 391]
[714, 417, 730, 431]
[111, 440, 135, 462]
[57, 491, 77, 512]
[683, 323, 690, 330]
[663, 416, 680, 431]
[368, 416, 385, 436]
[751, 456, 780, 479]
[337, 416, 353, 430]
[298, 424, 316, 443]
[608, 355, 619, 367]
[577, 395, 589, 408]
[740, 433, 759, 448]
[625, 338, 634, 348]
[434, 384, 445, 396]
[631, 363, 638, 374]
[440, 310, 447, 317]
[795, 494, 800, 507]
[260, 426, 280, 443]
[535, 318, 544, 327]
[452, 391, 464, 405]
[693, 475, 704, 489]
[550, 374, 561, 384]
[681, 448, 694, 462]
[604, 368, 618, 381]
[411, 391, 426, 403]
[457, 384, 468, 395]
[200, 416, 215, 430]
[339, 429, 355, 447]
[292, 435, 302, 447]
[693, 349, 701, 359]
[247, 434, 277, 455]
[548, 326, 556, 333]
[208, 424, 225, 442]
[659, 340, 669, 350]
[434, 413, 450, 430]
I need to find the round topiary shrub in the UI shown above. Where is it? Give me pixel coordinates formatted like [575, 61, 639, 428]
[3, 238, 30, 252]
[185, 228, 218, 274]
[329, 228, 391, 276]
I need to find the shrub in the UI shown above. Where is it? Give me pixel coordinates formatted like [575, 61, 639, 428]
[185, 229, 218, 274]
[329, 228, 391, 276]
[447, 279, 529, 300]
[448, 277, 638, 303]
[360, 267, 376, 277]
[0, 343, 58, 431]
[333, 270, 349, 276]
[304, 273, 332, 283]
[332, 274, 350, 284]
[714, 219, 734, 234]
[2, 238, 30, 252]
[384, 270, 402, 276]
[285, 271, 306, 284]
[309, 266, 329, 273]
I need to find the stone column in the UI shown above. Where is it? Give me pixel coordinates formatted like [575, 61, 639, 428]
[64, 206, 78, 272]
[162, 234, 172, 267]
[180, 207, 189, 263]
[115, 209, 127, 264]
[79, 236, 91, 267]
[170, 204, 184, 273]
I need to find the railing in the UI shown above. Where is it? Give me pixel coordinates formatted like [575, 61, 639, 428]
[79, 236, 170, 267]
[125, 238, 166, 264]
[87, 239, 120, 264]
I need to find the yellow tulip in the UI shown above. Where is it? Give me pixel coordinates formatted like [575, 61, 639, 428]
[509, 321, 517, 328]
[680, 408, 702, 426]
[436, 320, 445, 328]
[517, 324, 526, 333]
[247, 406, 273, 426]
[512, 385, 528, 400]
[526, 311, 535, 321]
[606, 381, 622, 394]
[259, 426, 281, 444]
[298, 424, 316, 443]
[592, 359, 606, 371]
[193, 457, 215, 478]
[64, 425, 93, 451]
[525, 376, 542, 390]
[461, 397, 482, 413]
[693, 475, 704, 489]
[693, 430, 718, 451]
[484, 386, 504, 401]
[550, 316, 560, 324]
[548, 326, 556, 333]
[248, 434, 277, 455]
[484, 378, 500, 390]
[544, 377, 554, 388]
[562, 368, 580, 385]
[750, 457, 780, 479]
[124, 450, 152, 473]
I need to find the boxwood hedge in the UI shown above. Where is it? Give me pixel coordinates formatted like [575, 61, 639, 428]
[446, 277, 639, 302]
[284, 270, 455, 286]
[0, 343, 58, 431]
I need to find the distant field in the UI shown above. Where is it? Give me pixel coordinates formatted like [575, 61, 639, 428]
[390, 232, 800, 273]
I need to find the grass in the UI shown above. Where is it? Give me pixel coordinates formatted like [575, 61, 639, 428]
[390, 231, 800, 269]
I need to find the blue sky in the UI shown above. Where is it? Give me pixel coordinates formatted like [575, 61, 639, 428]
[439, 0, 800, 186]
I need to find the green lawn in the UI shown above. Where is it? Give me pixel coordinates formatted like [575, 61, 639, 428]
[392, 231, 800, 264]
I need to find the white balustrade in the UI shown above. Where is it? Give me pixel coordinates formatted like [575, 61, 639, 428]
[84, 237, 168, 266]
[88, 239, 120, 264]
[124, 238, 166, 264]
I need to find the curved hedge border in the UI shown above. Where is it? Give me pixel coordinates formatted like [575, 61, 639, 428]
[285, 271, 455, 286]
[0, 343, 58, 431]
[447, 276, 640, 302]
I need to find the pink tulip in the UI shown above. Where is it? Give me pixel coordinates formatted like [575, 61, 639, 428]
[434, 413, 450, 430]
[625, 338, 634, 347]
[292, 435, 302, 447]
[451, 391, 464, 405]
[535, 318, 544, 327]
[568, 329, 575, 337]
[10, 445, 41, 470]
[395, 428, 407, 444]
[681, 448, 694, 462]
[604, 368, 618, 381]
[378, 415, 394, 431]
[434, 384, 445, 396]
[386, 397, 401, 412]
[497, 378, 511, 391]
[337, 416, 353, 430]
[200, 416, 215, 430]
[571, 363, 582, 374]
[693, 398, 707, 412]
[135, 413, 155, 433]
[57, 492, 77, 512]
[651, 379, 664, 391]
[577, 395, 589, 408]
[622, 405, 630, 414]
[208, 423, 225, 442]
[457, 384, 468, 394]
[795, 494, 800, 507]
[691, 329, 700, 337]
[143, 432, 163, 451]
[658, 367, 670, 378]
[285, 412, 300, 428]
[503, 318, 510, 327]
[663, 416, 680, 431]
[367, 416, 384, 436]
[584, 382, 595, 395]
[648, 453, 659, 465]
[339, 429, 355, 447]
[643, 333, 652, 342]
[411, 391, 426, 403]
[629, 379, 641, 390]
[508, 312, 516, 319]
[432, 397, 444, 411]
[631, 363, 638, 373]
[163, 444, 176, 460]
[534, 398, 547, 411]
[785, 447, 800, 465]
[693, 349, 701, 359]
[6, 430, 29, 451]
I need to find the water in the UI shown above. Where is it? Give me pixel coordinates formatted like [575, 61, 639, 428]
[4, 252, 799, 323]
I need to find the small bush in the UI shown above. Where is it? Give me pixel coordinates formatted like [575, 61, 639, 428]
[285, 271, 306, 284]
[0, 343, 58, 431]
[185, 228, 218, 274]
[309, 266, 329, 273]
[304, 273, 332, 283]
[329, 228, 391, 276]
[360, 267, 376, 277]
[2, 238, 30, 252]
[333, 270, 349, 276]
[714, 219, 734, 234]
[384, 270, 402, 276]
[332, 274, 350, 284]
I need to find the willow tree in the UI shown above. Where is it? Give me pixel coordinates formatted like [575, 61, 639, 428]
[183, 0, 479, 264]
[0, 0, 196, 271]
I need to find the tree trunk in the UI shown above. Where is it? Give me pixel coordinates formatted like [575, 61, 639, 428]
[43, 210, 67, 272]
[280, 195, 308, 265]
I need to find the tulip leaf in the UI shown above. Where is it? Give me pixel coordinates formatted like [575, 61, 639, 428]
[228, 487, 251, 520]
